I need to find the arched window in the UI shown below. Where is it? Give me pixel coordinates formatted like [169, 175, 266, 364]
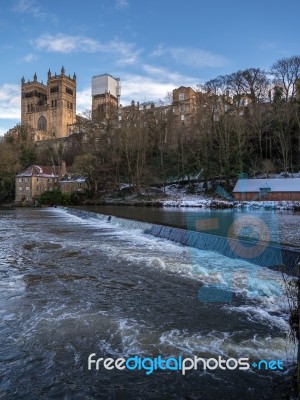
[38, 115, 47, 131]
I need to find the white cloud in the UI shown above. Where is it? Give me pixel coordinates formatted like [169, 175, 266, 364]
[23, 53, 38, 62]
[0, 84, 20, 119]
[33, 34, 86, 53]
[120, 73, 197, 105]
[75, 79, 172, 112]
[108, 39, 141, 65]
[76, 66, 199, 111]
[76, 87, 92, 114]
[13, 0, 36, 13]
[33, 34, 140, 64]
[121, 75, 177, 104]
[12, 0, 57, 22]
[115, 0, 129, 9]
[141, 64, 199, 85]
[151, 45, 228, 68]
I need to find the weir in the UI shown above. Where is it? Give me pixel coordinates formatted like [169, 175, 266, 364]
[145, 224, 300, 275]
[65, 208, 300, 275]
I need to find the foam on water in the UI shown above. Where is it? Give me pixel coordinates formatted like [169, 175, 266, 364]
[19, 207, 293, 365]
[0, 250, 26, 300]
[54, 207, 294, 329]
[223, 305, 289, 330]
[159, 328, 295, 363]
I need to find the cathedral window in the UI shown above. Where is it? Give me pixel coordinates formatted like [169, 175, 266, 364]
[50, 86, 59, 93]
[66, 87, 73, 96]
[38, 116, 47, 131]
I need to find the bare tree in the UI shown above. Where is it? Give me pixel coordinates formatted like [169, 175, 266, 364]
[271, 56, 300, 101]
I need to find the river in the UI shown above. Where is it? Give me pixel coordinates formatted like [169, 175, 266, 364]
[80, 205, 300, 247]
[0, 207, 297, 399]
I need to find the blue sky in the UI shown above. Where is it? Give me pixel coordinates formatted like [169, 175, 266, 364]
[0, 0, 299, 136]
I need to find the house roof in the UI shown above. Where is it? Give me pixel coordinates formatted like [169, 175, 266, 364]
[233, 178, 300, 193]
[60, 174, 86, 183]
[17, 165, 60, 178]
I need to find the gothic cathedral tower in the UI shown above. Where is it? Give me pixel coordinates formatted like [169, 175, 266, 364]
[21, 67, 76, 141]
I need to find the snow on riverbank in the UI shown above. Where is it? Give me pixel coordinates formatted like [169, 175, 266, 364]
[161, 196, 300, 210]
[158, 184, 300, 210]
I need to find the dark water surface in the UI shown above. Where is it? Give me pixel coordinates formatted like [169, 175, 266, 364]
[0, 208, 296, 399]
[80, 205, 300, 247]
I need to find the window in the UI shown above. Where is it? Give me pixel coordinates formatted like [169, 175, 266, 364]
[181, 115, 185, 121]
[38, 116, 47, 131]
[180, 103, 185, 113]
[19, 187, 23, 191]
[51, 99, 57, 108]
[179, 93, 185, 101]
[26, 187, 29, 191]
[67, 101, 73, 110]
[66, 87, 73, 96]
[19, 178, 22, 182]
[50, 86, 59, 93]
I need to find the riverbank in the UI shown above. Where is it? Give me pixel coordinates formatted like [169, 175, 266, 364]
[5, 197, 300, 211]
[82, 194, 300, 211]
[3, 181, 300, 211]
[81, 181, 300, 210]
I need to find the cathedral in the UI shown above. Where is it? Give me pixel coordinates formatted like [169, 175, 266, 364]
[21, 67, 77, 141]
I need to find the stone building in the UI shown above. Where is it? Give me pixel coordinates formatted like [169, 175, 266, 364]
[15, 161, 88, 205]
[15, 164, 63, 205]
[21, 67, 76, 141]
[60, 175, 87, 193]
[172, 86, 197, 126]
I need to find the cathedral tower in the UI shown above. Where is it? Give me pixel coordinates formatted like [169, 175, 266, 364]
[21, 67, 77, 141]
[91, 74, 120, 120]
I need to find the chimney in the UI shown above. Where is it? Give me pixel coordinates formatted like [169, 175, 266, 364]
[60, 160, 67, 179]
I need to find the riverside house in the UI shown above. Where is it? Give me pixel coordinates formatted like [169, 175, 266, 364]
[233, 178, 300, 201]
[15, 164, 62, 205]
